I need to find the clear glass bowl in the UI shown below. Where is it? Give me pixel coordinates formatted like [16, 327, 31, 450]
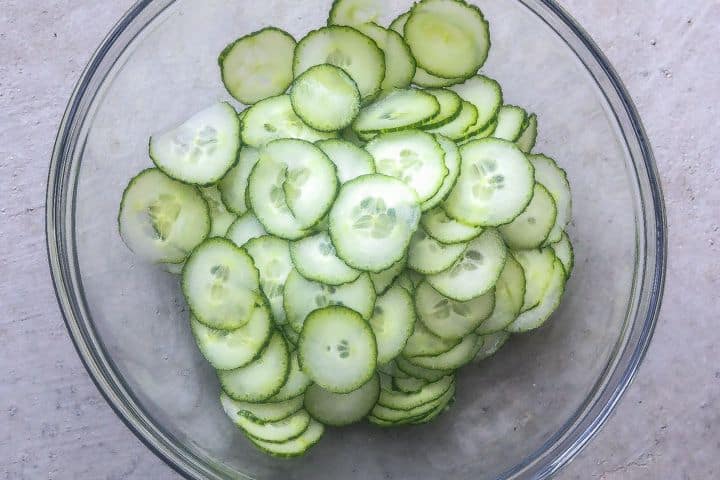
[46, 1, 667, 479]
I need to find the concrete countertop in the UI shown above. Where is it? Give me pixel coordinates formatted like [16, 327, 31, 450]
[1, 1, 718, 478]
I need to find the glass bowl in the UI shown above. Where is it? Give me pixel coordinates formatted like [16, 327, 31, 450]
[46, 0, 667, 479]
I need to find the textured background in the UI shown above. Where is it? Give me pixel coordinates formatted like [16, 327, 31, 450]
[1, 0, 718, 479]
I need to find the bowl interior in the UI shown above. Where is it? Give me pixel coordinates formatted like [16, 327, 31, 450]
[69, 0, 642, 478]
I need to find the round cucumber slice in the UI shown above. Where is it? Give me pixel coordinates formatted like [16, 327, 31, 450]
[506, 258, 566, 333]
[530, 154, 572, 245]
[377, 374, 454, 410]
[403, 321, 460, 358]
[514, 248, 557, 312]
[354, 22, 416, 91]
[353, 89, 439, 133]
[199, 186, 236, 237]
[415, 281, 494, 339]
[421, 88, 463, 129]
[404, 334, 481, 370]
[218, 146, 260, 215]
[220, 391, 304, 424]
[420, 207, 483, 244]
[236, 409, 311, 443]
[328, 0, 383, 26]
[244, 235, 293, 325]
[226, 212, 267, 248]
[450, 75, 503, 134]
[248, 419, 324, 458]
[476, 253, 526, 334]
[426, 100, 478, 140]
[290, 231, 361, 285]
[395, 355, 452, 382]
[316, 139, 375, 183]
[499, 183, 557, 250]
[368, 283, 417, 364]
[268, 351, 312, 401]
[459, 117, 497, 144]
[304, 374, 380, 426]
[493, 105, 528, 142]
[407, 227, 467, 275]
[369, 257, 407, 295]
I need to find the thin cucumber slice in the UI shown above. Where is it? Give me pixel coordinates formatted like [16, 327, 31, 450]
[396, 355, 452, 382]
[516, 113, 538, 153]
[451, 76, 503, 134]
[244, 235, 293, 325]
[304, 374, 380, 426]
[368, 283, 417, 364]
[219, 332, 290, 402]
[415, 281, 494, 339]
[395, 272, 416, 294]
[473, 331, 511, 362]
[248, 419, 324, 458]
[378, 375, 453, 410]
[150, 102, 240, 185]
[354, 89, 439, 133]
[329, 174, 421, 272]
[284, 269, 376, 332]
[218, 147, 260, 215]
[118, 169, 210, 264]
[226, 212, 266, 248]
[426, 229, 507, 301]
[506, 258, 566, 332]
[530, 154, 572, 245]
[421, 89, 462, 129]
[269, 351, 312, 401]
[377, 360, 409, 378]
[426, 100, 478, 140]
[499, 183, 557, 250]
[393, 376, 428, 394]
[354, 22, 416, 91]
[298, 306, 377, 393]
[316, 139, 375, 183]
[369, 257, 407, 294]
[366, 130, 447, 203]
[514, 248, 557, 312]
[199, 186, 236, 237]
[443, 138, 534, 227]
[403, 321, 460, 357]
[372, 390, 445, 422]
[389, 11, 411, 33]
[290, 231, 361, 285]
[290, 64, 361, 132]
[420, 135, 460, 211]
[328, 0, 383, 26]
[241, 95, 336, 148]
[294, 26, 385, 100]
[190, 300, 272, 370]
[220, 391, 304, 424]
[459, 117, 497, 144]
[408, 270, 424, 288]
[408, 227, 466, 274]
[421, 207, 483, 244]
[409, 385, 455, 424]
[551, 231, 574, 277]
[282, 324, 300, 347]
[237, 409, 311, 444]
[219, 28, 295, 105]
[476, 253, 525, 334]
[492, 105, 528, 142]
[405, 333, 481, 370]
[182, 238, 261, 330]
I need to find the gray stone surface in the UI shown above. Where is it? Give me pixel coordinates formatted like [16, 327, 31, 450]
[0, 0, 718, 479]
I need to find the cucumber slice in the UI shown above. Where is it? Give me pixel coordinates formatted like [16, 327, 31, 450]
[283, 269, 376, 333]
[378, 374, 453, 410]
[421, 89, 462, 129]
[329, 174, 421, 272]
[421, 207, 483, 244]
[395, 355, 452, 382]
[499, 183, 557, 250]
[420, 134, 460, 211]
[476, 253, 525, 334]
[373, 382, 455, 423]
[238, 409, 311, 444]
[415, 281, 494, 339]
[269, 351, 312, 401]
[340, 126, 367, 147]
[199, 186, 236, 237]
[118, 169, 210, 264]
[248, 138, 338, 238]
[473, 331, 511, 362]
[244, 235, 293, 325]
[443, 138, 534, 227]
[366, 131, 448, 203]
[368, 283, 417, 364]
[190, 300, 272, 370]
[395, 272, 416, 294]
[410, 385, 455, 424]
[393, 376, 428, 394]
[354, 22, 416, 91]
[426, 100, 478, 140]
[551, 231, 574, 277]
[403, 321, 460, 357]
[304, 374, 380, 426]
[219, 28, 295, 105]
[328, 0, 383, 26]
[530, 154, 572, 245]
[316, 139, 375, 183]
[506, 258, 566, 332]
[450, 76, 502, 134]
[220, 391, 304, 424]
[226, 212, 266, 248]
[389, 11, 411, 33]
[218, 147, 260, 216]
[369, 257, 407, 294]
[377, 360, 408, 378]
[294, 26, 385, 100]
[408, 227, 466, 275]
[353, 89, 439, 133]
[282, 324, 300, 347]
[459, 117, 497, 144]
[426, 229, 507, 301]
[150, 102, 240, 185]
[298, 306, 377, 393]
[182, 238, 261, 330]
[290, 64, 361, 131]
[516, 113, 538, 153]
[513, 248, 557, 312]
[241, 95, 336, 148]
[219, 332, 290, 402]
[290, 231, 361, 286]
[404, 333, 481, 370]
[492, 105, 528, 142]
[248, 419, 324, 458]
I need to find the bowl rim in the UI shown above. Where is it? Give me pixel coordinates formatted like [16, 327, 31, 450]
[46, 1, 667, 478]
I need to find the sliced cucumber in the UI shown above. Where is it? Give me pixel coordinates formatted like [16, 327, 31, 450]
[513, 248, 557, 312]
[237, 409, 312, 444]
[290, 64, 361, 132]
[551, 231, 574, 277]
[316, 139, 375, 183]
[499, 183, 557, 250]
[476, 253, 525, 334]
[269, 351, 312, 401]
[282, 324, 300, 347]
[450, 76, 502, 135]
[377, 360, 408, 378]
[415, 281, 494, 339]
[182, 238, 261, 330]
[516, 113, 538, 153]
[244, 235, 293, 325]
[426, 229, 507, 301]
[226, 212, 267, 248]
[249, 419, 324, 458]
[354, 22, 416, 91]
[410, 385, 455, 424]
[420, 134, 460, 211]
[329, 174, 421, 271]
[369, 257, 407, 294]
[506, 258, 566, 332]
[304, 374, 380, 426]
[218, 147, 260, 216]
[149, 103, 240, 185]
[393, 376, 428, 394]
[395, 355, 451, 382]
[530, 154, 572, 245]
[354, 89, 439, 134]
[420, 207, 482, 244]
[404, 333, 481, 370]
[459, 117, 497, 144]
[368, 283, 417, 364]
[118, 169, 210, 264]
[426, 100, 478, 140]
[473, 331, 510, 362]
[403, 321, 460, 357]
[389, 10, 411, 33]
[290, 231, 361, 285]
[298, 306, 377, 393]
[220, 391, 303, 424]
[328, 0, 383, 26]
[219, 332, 290, 402]
[492, 105, 528, 142]
[443, 138, 534, 227]
[420, 88, 462, 129]
[294, 26, 385, 100]
[378, 374, 453, 410]
[199, 186, 236, 237]
[395, 272, 416, 294]
[408, 228, 466, 274]
[373, 382, 455, 423]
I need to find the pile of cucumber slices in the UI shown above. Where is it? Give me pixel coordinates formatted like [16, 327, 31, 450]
[118, 0, 574, 458]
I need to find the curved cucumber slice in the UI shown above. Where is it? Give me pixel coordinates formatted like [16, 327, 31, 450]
[476, 253, 526, 334]
[395, 272, 416, 294]
[328, 0, 383, 26]
[499, 183, 557, 250]
[444, 138, 534, 227]
[473, 331, 511, 362]
[316, 139, 375, 183]
[426, 229, 507, 301]
[248, 419, 324, 458]
[551, 231, 574, 277]
[403, 320, 460, 357]
[404, 333, 481, 370]
[269, 351, 312, 401]
[421, 207, 483, 244]
[514, 248, 557, 312]
[304, 374, 380, 426]
[451, 76, 502, 134]
[369, 257, 407, 294]
[290, 231, 360, 285]
[420, 134, 461, 211]
[389, 10, 411, 33]
[150, 103, 240, 185]
[408, 227, 466, 275]
[426, 100, 478, 140]
[199, 186, 236, 237]
[237, 409, 311, 444]
[516, 113, 538, 153]
[506, 258, 566, 332]
[415, 281, 494, 339]
[182, 238, 261, 330]
[221, 391, 304, 424]
[329, 174, 421, 272]
[409, 384, 455, 424]
[493, 105, 528, 142]
[118, 169, 210, 264]
[354, 89, 439, 133]
[421, 88, 462, 129]
[530, 154, 572, 245]
[368, 283, 417, 364]
[395, 355, 451, 382]
[218, 147, 260, 216]
[290, 64, 361, 132]
[459, 117, 497, 144]
[393, 375, 428, 394]
[354, 22, 416, 91]
[226, 212, 266, 248]
[299, 306, 377, 393]
[244, 235, 293, 325]
[294, 26, 385, 100]
[377, 374, 453, 410]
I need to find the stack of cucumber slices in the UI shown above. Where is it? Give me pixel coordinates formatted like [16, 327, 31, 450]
[118, 0, 574, 458]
